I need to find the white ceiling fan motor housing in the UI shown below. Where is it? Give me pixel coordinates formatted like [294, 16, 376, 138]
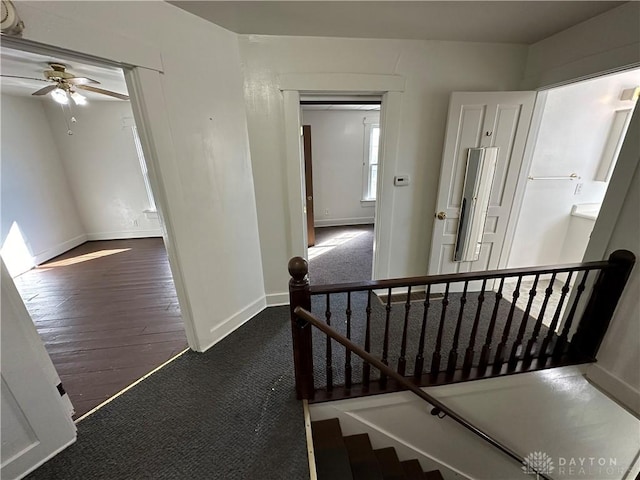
[1, 0, 25, 36]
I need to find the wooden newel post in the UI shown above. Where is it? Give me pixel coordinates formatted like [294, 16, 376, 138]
[569, 249, 636, 360]
[288, 257, 314, 400]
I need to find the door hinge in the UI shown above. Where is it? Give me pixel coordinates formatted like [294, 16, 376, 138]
[56, 382, 66, 396]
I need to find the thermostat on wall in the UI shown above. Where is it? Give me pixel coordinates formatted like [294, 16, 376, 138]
[394, 175, 410, 186]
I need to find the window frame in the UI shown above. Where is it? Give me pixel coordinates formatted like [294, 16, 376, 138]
[131, 125, 157, 212]
[361, 119, 380, 203]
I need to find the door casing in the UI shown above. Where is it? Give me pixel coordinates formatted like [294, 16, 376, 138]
[280, 73, 405, 280]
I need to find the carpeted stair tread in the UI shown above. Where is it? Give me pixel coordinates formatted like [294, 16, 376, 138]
[424, 470, 445, 480]
[344, 434, 385, 480]
[374, 447, 406, 480]
[311, 419, 354, 480]
[400, 459, 426, 479]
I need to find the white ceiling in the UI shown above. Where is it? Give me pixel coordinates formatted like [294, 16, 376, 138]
[0, 47, 129, 101]
[169, 1, 624, 44]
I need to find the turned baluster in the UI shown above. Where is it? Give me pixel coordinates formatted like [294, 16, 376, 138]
[478, 278, 504, 374]
[345, 292, 352, 389]
[508, 275, 539, 369]
[523, 273, 556, 364]
[463, 279, 487, 374]
[431, 283, 450, 376]
[363, 290, 372, 388]
[379, 287, 392, 388]
[493, 276, 522, 370]
[413, 284, 431, 379]
[397, 286, 412, 376]
[325, 293, 333, 391]
[539, 272, 573, 362]
[447, 281, 468, 376]
[552, 271, 589, 359]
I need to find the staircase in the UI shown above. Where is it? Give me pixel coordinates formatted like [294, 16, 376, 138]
[312, 418, 444, 480]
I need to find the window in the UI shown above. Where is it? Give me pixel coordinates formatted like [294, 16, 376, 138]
[362, 122, 380, 202]
[131, 126, 157, 211]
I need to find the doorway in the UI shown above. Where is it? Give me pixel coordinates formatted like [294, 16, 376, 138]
[0, 46, 188, 419]
[503, 68, 640, 320]
[507, 68, 640, 269]
[301, 98, 382, 284]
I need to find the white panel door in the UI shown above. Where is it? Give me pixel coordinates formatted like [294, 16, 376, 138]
[428, 92, 536, 286]
[1, 261, 76, 479]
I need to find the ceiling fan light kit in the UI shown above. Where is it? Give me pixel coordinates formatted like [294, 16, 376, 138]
[1, 62, 130, 104]
[2, 60, 129, 135]
[70, 91, 87, 106]
[51, 88, 68, 105]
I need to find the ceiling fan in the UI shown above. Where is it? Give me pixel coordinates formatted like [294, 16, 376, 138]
[1, 63, 129, 104]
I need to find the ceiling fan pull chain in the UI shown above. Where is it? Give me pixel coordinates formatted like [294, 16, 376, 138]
[60, 103, 73, 136]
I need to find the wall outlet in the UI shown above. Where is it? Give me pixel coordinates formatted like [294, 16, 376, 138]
[574, 183, 583, 195]
[324, 209, 329, 216]
[133, 219, 139, 227]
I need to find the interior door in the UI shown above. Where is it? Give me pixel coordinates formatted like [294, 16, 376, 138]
[428, 92, 536, 286]
[1, 261, 76, 479]
[303, 125, 316, 247]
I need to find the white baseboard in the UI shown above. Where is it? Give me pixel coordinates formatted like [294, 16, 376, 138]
[314, 217, 374, 227]
[266, 292, 289, 306]
[86, 230, 162, 241]
[33, 234, 87, 266]
[586, 364, 640, 416]
[199, 296, 267, 352]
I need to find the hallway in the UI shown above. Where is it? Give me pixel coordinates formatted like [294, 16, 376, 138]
[308, 224, 374, 285]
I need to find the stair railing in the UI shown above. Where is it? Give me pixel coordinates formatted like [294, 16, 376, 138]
[294, 305, 553, 480]
[288, 250, 635, 401]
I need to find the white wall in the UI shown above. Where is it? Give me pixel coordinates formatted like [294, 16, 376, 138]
[13, 1, 265, 351]
[1, 94, 85, 277]
[508, 69, 640, 268]
[302, 109, 378, 226]
[43, 101, 162, 240]
[241, 36, 528, 297]
[522, 2, 640, 90]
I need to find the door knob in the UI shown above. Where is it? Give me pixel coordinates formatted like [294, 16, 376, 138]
[307, 196, 312, 201]
[436, 212, 446, 220]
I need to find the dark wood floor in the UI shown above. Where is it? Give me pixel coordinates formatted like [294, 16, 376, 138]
[13, 238, 188, 419]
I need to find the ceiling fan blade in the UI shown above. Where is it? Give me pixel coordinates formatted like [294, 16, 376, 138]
[67, 77, 100, 86]
[32, 84, 58, 96]
[77, 85, 129, 100]
[0, 75, 49, 83]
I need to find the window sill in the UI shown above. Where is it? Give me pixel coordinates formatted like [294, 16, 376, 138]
[361, 200, 376, 207]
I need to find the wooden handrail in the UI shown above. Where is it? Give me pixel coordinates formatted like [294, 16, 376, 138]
[294, 306, 552, 480]
[309, 259, 611, 295]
